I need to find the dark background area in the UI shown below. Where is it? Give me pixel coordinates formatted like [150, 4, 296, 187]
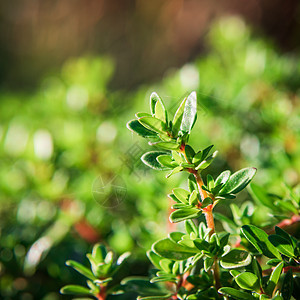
[1, 0, 300, 91]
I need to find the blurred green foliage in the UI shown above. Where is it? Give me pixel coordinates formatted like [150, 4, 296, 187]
[0, 17, 299, 299]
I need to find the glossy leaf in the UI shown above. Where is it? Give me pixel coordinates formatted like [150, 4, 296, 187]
[215, 170, 231, 186]
[219, 287, 255, 300]
[200, 145, 214, 161]
[127, 120, 157, 137]
[154, 96, 167, 123]
[195, 151, 218, 170]
[184, 145, 195, 163]
[146, 251, 161, 269]
[172, 97, 187, 136]
[241, 225, 281, 259]
[60, 285, 91, 295]
[265, 261, 284, 296]
[66, 260, 96, 280]
[166, 166, 183, 178]
[138, 116, 166, 135]
[172, 188, 190, 204]
[168, 232, 185, 243]
[152, 238, 196, 260]
[235, 272, 260, 292]
[268, 235, 294, 258]
[156, 155, 175, 168]
[141, 151, 169, 170]
[149, 141, 179, 150]
[185, 220, 197, 235]
[220, 249, 252, 269]
[169, 208, 202, 223]
[220, 167, 257, 195]
[180, 91, 197, 134]
[135, 112, 152, 118]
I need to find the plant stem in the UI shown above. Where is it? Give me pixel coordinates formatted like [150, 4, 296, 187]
[96, 286, 106, 300]
[213, 258, 221, 290]
[193, 171, 215, 235]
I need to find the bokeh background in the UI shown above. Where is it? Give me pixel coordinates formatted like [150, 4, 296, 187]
[0, 0, 300, 299]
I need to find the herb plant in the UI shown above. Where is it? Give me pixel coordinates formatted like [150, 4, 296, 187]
[61, 91, 299, 299]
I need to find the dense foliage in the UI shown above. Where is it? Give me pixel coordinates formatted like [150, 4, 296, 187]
[0, 17, 299, 299]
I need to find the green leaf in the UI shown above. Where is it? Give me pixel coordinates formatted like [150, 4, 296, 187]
[149, 141, 179, 150]
[214, 212, 238, 233]
[146, 251, 162, 269]
[204, 257, 214, 271]
[274, 200, 298, 214]
[141, 151, 169, 170]
[135, 112, 152, 118]
[192, 150, 203, 164]
[215, 170, 231, 186]
[206, 174, 214, 191]
[172, 188, 190, 204]
[60, 285, 91, 295]
[168, 232, 185, 243]
[252, 257, 263, 286]
[189, 190, 198, 206]
[268, 235, 294, 258]
[127, 120, 158, 137]
[201, 197, 213, 208]
[154, 95, 167, 123]
[275, 226, 297, 248]
[188, 174, 199, 193]
[92, 244, 107, 262]
[159, 259, 174, 273]
[156, 155, 175, 168]
[123, 277, 171, 297]
[281, 269, 293, 300]
[265, 261, 284, 296]
[150, 92, 166, 118]
[195, 151, 218, 170]
[172, 150, 182, 164]
[235, 272, 260, 292]
[241, 225, 281, 259]
[201, 145, 214, 161]
[185, 220, 197, 235]
[220, 167, 257, 195]
[249, 183, 275, 209]
[66, 260, 96, 280]
[184, 145, 195, 163]
[219, 287, 255, 300]
[166, 166, 183, 178]
[169, 208, 201, 223]
[220, 249, 252, 269]
[152, 238, 196, 260]
[193, 239, 210, 252]
[138, 116, 166, 135]
[172, 97, 187, 136]
[180, 91, 197, 134]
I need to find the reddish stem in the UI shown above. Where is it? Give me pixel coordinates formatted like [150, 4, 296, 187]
[96, 286, 106, 300]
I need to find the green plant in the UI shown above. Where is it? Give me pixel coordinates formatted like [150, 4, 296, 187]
[61, 91, 299, 299]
